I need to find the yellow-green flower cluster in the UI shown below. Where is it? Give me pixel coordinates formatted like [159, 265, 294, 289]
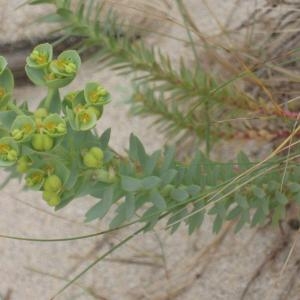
[29, 49, 51, 67]
[10, 111, 67, 152]
[26, 44, 81, 89]
[62, 83, 110, 131]
[25, 169, 45, 190]
[25, 168, 63, 206]
[0, 138, 18, 166]
[85, 82, 110, 106]
[51, 58, 77, 75]
[0, 44, 112, 212]
[11, 116, 36, 142]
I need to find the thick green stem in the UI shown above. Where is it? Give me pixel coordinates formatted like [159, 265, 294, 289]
[43, 88, 59, 111]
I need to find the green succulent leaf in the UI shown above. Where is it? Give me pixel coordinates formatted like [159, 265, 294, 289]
[25, 66, 47, 86]
[170, 187, 189, 202]
[148, 189, 166, 209]
[142, 176, 161, 190]
[110, 205, 128, 229]
[129, 133, 147, 164]
[187, 202, 205, 234]
[167, 208, 186, 233]
[124, 193, 136, 219]
[44, 73, 75, 89]
[0, 111, 17, 130]
[251, 207, 265, 227]
[99, 128, 111, 149]
[212, 214, 224, 234]
[121, 176, 142, 192]
[85, 186, 114, 222]
[226, 205, 242, 220]
[143, 150, 160, 176]
[0, 68, 14, 96]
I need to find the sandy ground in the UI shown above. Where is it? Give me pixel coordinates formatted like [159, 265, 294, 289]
[0, 1, 299, 300]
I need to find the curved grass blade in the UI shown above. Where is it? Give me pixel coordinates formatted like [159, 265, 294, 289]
[50, 226, 145, 300]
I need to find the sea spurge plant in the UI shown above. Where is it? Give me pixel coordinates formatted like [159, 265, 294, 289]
[0, 43, 299, 241]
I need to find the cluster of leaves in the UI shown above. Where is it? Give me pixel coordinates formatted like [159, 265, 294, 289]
[105, 141, 300, 233]
[0, 43, 111, 207]
[0, 44, 299, 234]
